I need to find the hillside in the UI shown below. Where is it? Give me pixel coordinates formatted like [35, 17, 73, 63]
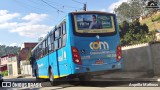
[140, 12, 160, 31]
[0, 45, 20, 57]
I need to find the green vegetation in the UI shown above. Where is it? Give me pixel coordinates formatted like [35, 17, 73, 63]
[114, 0, 159, 23]
[119, 20, 156, 46]
[1, 70, 8, 76]
[114, 0, 159, 46]
[114, 0, 143, 22]
[0, 45, 20, 57]
[140, 13, 160, 31]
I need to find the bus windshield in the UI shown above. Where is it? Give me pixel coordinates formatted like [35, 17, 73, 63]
[74, 14, 115, 34]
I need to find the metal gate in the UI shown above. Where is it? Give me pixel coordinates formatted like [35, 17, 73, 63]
[8, 64, 13, 76]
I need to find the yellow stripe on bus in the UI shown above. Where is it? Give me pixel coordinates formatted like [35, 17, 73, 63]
[38, 75, 67, 79]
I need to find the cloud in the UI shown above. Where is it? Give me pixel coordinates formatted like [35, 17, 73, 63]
[108, 0, 128, 12]
[0, 10, 20, 23]
[0, 22, 18, 29]
[0, 10, 52, 38]
[22, 13, 48, 23]
[10, 24, 52, 38]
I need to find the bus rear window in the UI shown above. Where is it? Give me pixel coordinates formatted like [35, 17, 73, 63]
[74, 14, 115, 34]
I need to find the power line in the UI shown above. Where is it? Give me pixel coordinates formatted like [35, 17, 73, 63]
[47, 0, 82, 10]
[40, 0, 66, 14]
[14, 0, 62, 23]
[72, 0, 85, 4]
[14, 0, 50, 13]
[72, 0, 87, 11]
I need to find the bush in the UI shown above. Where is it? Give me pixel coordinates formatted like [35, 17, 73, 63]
[119, 20, 156, 46]
[1, 70, 8, 76]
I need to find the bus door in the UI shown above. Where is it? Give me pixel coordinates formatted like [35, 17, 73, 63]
[55, 25, 69, 77]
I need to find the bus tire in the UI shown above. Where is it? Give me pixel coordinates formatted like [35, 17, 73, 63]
[49, 68, 55, 86]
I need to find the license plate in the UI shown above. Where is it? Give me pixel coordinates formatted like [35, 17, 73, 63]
[95, 60, 104, 64]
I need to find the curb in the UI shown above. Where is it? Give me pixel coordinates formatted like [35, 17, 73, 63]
[92, 77, 160, 82]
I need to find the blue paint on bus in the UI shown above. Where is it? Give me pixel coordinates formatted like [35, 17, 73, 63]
[30, 11, 123, 79]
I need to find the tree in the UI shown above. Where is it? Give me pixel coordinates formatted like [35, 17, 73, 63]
[119, 20, 154, 46]
[26, 48, 32, 65]
[115, 0, 159, 23]
[119, 21, 129, 38]
[114, 0, 144, 22]
[0, 45, 20, 57]
[114, 2, 131, 22]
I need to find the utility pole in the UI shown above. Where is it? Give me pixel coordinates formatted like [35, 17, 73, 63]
[72, 0, 87, 11]
[83, 3, 87, 11]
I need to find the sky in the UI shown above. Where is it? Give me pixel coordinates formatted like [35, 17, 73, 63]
[0, 0, 127, 46]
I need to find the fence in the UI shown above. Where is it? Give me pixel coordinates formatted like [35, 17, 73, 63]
[122, 42, 160, 76]
[21, 65, 32, 75]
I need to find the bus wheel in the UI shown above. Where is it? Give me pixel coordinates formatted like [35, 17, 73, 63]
[49, 68, 55, 86]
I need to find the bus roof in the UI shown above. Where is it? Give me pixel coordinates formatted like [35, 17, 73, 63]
[71, 11, 115, 15]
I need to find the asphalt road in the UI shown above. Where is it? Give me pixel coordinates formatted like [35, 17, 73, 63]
[0, 77, 160, 90]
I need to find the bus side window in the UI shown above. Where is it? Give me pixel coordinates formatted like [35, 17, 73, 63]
[42, 41, 45, 56]
[62, 22, 66, 47]
[58, 27, 62, 48]
[51, 32, 55, 51]
[54, 28, 61, 49]
[55, 29, 60, 40]
[62, 22, 66, 34]
[38, 44, 41, 58]
[40, 43, 43, 58]
[48, 35, 51, 53]
[45, 38, 48, 55]
[37, 46, 40, 59]
[54, 40, 58, 50]
[62, 34, 66, 47]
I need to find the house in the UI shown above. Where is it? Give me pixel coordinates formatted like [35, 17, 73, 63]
[18, 42, 38, 75]
[0, 54, 18, 77]
[0, 55, 8, 73]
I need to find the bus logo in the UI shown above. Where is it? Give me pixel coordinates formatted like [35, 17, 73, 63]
[90, 41, 109, 50]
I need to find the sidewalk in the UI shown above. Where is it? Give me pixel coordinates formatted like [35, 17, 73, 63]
[96, 71, 153, 78]
[3, 75, 18, 79]
[93, 71, 160, 81]
[3, 74, 33, 79]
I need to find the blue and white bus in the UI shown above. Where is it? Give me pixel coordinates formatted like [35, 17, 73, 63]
[30, 11, 123, 85]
